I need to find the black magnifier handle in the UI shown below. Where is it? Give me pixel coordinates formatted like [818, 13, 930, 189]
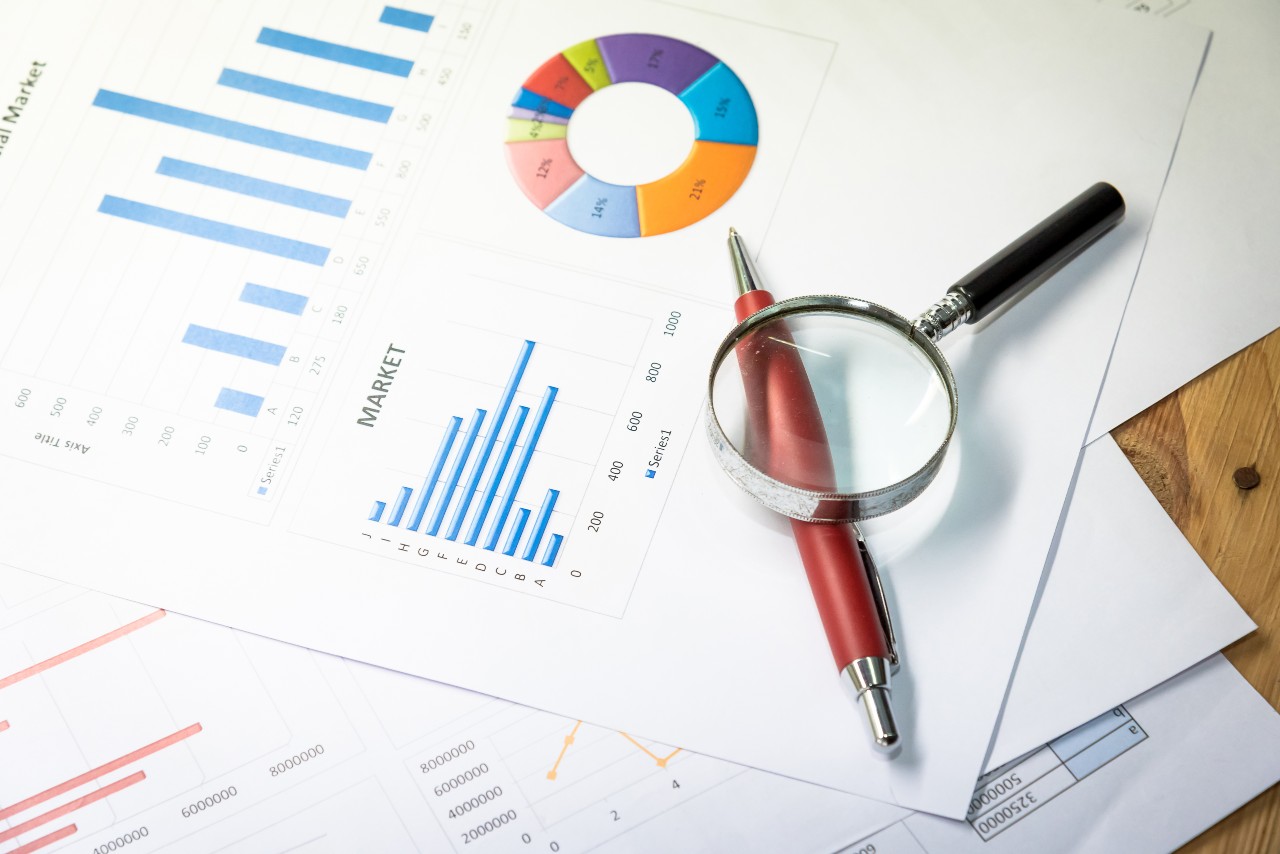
[947, 182, 1125, 323]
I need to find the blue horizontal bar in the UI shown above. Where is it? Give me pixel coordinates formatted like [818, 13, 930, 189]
[218, 68, 393, 123]
[99, 196, 330, 266]
[240, 283, 308, 316]
[183, 324, 286, 365]
[157, 157, 351, 218]
[93, 89, 372, 169]
[380, 6, 434, 32]
[214, 387, 265, 416]
[258, 28, 413, 77]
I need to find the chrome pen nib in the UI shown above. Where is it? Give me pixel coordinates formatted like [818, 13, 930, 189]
[727, 227, 764, 296]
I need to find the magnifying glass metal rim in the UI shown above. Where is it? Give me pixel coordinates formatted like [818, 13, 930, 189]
[705, 293, 959, 524]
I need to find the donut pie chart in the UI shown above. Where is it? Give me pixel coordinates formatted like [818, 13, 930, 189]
[505, 34, 758, 237]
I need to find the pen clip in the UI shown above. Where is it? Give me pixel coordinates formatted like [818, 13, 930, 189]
[853, 523, 898, 670]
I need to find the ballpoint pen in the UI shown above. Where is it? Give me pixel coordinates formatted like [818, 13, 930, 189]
[727, 228, 901, 750]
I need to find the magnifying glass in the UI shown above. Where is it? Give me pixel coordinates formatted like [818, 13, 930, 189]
[707, 182, 1125, 524]
[705, 182, 1124, 749]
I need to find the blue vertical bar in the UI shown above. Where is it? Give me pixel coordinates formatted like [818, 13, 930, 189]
[541, 533, 564, 567]
[483, 387, 558, 551]
[387, 486, 414, 527]
[157, 157, 352, 217]
[100, 196, 330, 266]
[183, 324, 286, 365]
[425, 409, 487, 536]
[257, 28, 413, 77]
[240, 283, 308, 316]
[521, 489, 559, 561]
[406, 417, 463, 532]
[214, 387, 265, 416]
[380, 7, 435, 32]
[218, 69, 394, 123]
[92, 90, 372, 169]
[446, 341, 536, 541]
[503, 508, 531, 556]
[465, 406, 528, 546]
[369, 501, 387, 522]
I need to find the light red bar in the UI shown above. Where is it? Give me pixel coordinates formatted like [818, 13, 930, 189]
[0, 610, 166, 691]
[0, 722, 200, 822]
[0, 771, 145, 844]
[10, 823, 77, 854]
[0, 720, 9, 732]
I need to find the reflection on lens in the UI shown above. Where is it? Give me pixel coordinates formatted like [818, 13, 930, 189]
[711, 310, 952, 495]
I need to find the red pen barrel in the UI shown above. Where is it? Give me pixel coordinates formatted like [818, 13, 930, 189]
[791, 521, 892, 665]
[733, 292, 892, 670]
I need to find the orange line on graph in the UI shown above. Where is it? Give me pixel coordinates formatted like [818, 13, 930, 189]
[0, 722, 200, 822]
[618, 732, 682, 768]
[0, 609, 166, 691]
[10, 823, 77, 854]
[0, 771, 145, 844]
[546, 720, 582, 780]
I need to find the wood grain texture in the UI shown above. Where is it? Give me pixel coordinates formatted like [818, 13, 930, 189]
[1112, 326, 1280, 854]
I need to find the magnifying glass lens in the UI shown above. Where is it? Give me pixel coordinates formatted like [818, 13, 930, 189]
[710, 310, 952, 496]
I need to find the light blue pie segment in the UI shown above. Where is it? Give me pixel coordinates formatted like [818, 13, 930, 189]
[544, 174, 642, 238]
[679, 62, 758, 146]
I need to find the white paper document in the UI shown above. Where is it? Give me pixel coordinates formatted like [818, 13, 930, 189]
[851, 655, 1280, 854]
[0, 0, 1209, 816]
[1089, 0, 1280, 438]
[986, 435, 1254, 767]
[2, 570, 1277, 854]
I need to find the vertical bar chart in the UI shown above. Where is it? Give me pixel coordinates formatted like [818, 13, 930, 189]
[368, 341, 570, 568]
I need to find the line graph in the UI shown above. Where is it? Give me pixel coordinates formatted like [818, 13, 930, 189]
[545, 721, 683, 781]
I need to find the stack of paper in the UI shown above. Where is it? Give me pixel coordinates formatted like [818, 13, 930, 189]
[0, 0, 1276, 851]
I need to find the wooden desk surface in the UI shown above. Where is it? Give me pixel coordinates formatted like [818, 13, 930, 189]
[1112, 326, 1280, 853]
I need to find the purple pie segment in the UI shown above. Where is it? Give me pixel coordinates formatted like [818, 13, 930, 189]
[596, 34, 718, 95]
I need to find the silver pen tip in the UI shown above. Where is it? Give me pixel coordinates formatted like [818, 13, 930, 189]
[727, 227, 761, 296]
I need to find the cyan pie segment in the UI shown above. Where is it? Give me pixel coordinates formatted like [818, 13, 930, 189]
[679, 62, 758, 146]
[505, 34, 758, 237]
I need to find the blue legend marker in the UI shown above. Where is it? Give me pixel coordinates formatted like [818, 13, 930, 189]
[646, 469, 656, 478]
